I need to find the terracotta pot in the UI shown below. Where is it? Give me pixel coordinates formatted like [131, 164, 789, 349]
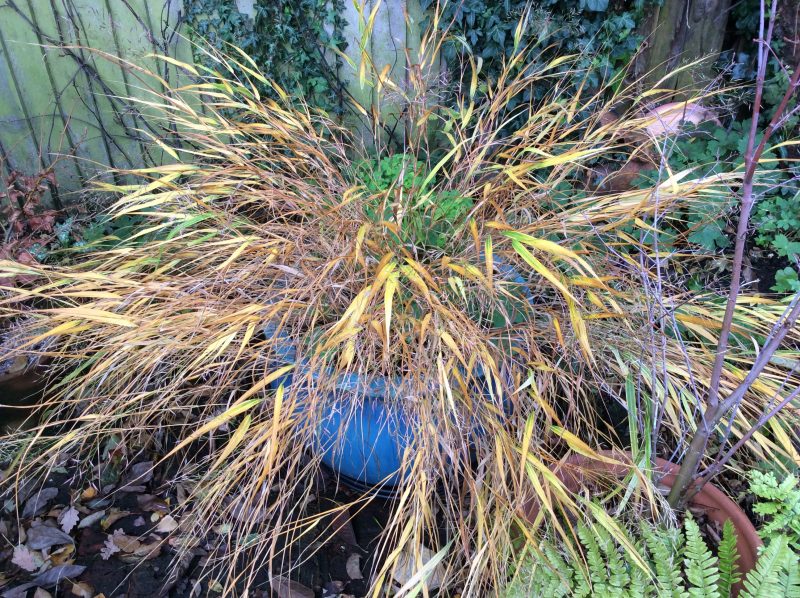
[526, 451, 762, 594]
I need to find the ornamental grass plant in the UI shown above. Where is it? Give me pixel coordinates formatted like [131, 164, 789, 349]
[1, 9, 799, 595]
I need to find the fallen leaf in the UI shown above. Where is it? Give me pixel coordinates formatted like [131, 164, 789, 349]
[128, 539, 162, 562]
[208, 580, 223, 593]
[330, 508, 357, 547]
[69, 581, 93, 598]
[27, 525, 74, 550]
[100, 534, 121, 561]
[79, 487, 96, 501]
[642, 102, 721, 138]
[1, 584, 33, 598]
[106, 529, 139, 553]
[33, 588, 52, 598]
[59, 507, 80, 534]
[100, 510, 129, 530]
[121, 462, 153, 488]
[392, 544, 445, 591]
[1, 584, 34, 598]
[32, 565, 86, 588]
[137, 495, 168, 513]
[22, 488, 58, 518]
[50, 543, 76, 566]
[270, 575, 314, 598]
[76, 510, 105, 530]
[155, 515, 178, 534]
[346, 554, 363, 580]
[11, 545, 40, 572]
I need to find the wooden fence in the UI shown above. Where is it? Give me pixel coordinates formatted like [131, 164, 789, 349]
[0, 0, 732, 207]
[0, 0, 433, 206]
[0, 0, 191, 207]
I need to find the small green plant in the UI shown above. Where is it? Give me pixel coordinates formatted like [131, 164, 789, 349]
[772, 267, 800, 293]
[354, 154, 473, 251]
[506, 513, 799, 597]
[749, 470, 800, 550]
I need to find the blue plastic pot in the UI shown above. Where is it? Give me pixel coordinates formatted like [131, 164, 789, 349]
[263, 258, 532, 489]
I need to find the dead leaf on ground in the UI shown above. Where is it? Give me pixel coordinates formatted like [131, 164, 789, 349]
[3, 566, 87, 598]
[642, 102, 722, 138]
[100, 533, 121, 561]
[59, 507, 80, 534]
[32, 565, 86, 588]
[11, 545, 41, 572]
[392, 544, 445, 591]
[27, 525, 74, 550]
[76, 510, 105, 530]
[100, 510, 129, 530]
[22, 488, 58, 519]
[270, 575, 314, 598]
[49, 543, 76, 566]
[330, 507, 357, 547]
[32, 588, 52, 598]
[69, 581, 93, 598]
[137, 494, 169, 513]
[100, 529, 162, 562]
[345, 554, 363, 580]
[155, 515, 178, 534]
[121, 462, 153, 488]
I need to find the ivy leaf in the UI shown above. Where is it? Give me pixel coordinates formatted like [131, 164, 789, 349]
[772, 267, 800, 294]
[583, 0, 609, 11]
[689, 223, 729, 250]
[773, 234, 800, 257]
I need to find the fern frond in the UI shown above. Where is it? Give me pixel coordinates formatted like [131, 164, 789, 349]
[777, 542, 800, 598]
[717, 520, 741, 597]
[683, 514, 720, 598]
[577, 522, 611, 595]
[643, 524, 688, 598]
[628, 556, 651, 597]
[597, 522, 631, 593]
[750, 471, 800, 549]
[540, 543, 575, 597]
[740, 535, 787, 598]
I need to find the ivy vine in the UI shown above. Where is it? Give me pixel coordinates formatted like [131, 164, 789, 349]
[183, 0, 347, 116]
[421, 0, 649, 97]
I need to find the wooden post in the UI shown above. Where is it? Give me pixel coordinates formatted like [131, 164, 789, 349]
[639, 0, 732, 97]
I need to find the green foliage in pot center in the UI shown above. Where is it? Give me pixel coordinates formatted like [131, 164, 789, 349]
[354, 154, 473, 252]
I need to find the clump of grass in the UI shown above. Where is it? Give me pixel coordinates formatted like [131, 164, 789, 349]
[1, 13, 798, 595]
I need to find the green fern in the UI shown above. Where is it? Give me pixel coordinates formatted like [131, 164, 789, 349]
[578, 522, 613, 595]
[503, 492, 800, 598]
[749, 471, 800, 549]
[642, 524, 687, 598]
[683, 514, 721, 597]
[777, 545, 800, 598]
[717, 520, 741, 597]
[740, 535, 787, 598]
[598, 523, 632, 594]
